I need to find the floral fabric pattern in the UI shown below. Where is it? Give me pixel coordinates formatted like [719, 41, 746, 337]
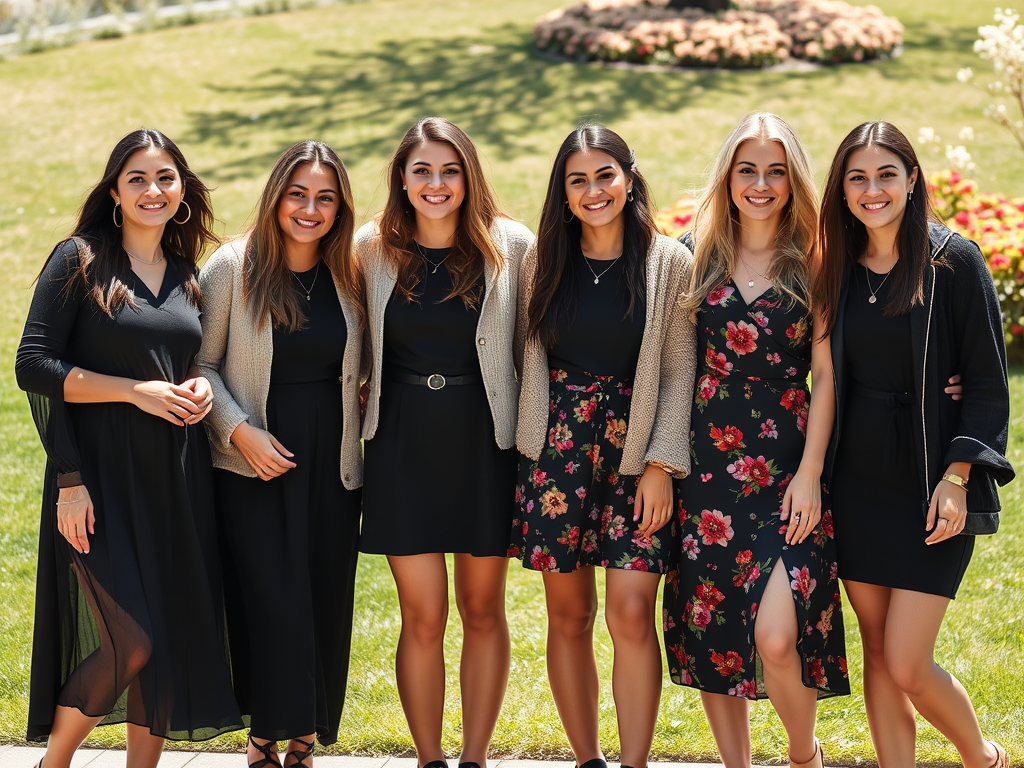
[510, 368, 679, 573]
[663, 283, 849, 699]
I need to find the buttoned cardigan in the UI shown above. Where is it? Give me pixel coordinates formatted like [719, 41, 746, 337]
[196, 236, 366, 489]
[357, 217, 536, 448]
[515, 233, 697, 478]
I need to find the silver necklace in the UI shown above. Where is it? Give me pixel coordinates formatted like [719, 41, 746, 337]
[583, 253, 621, 284]
[864, 262, 895, 304]
[738, 257, 769, 288]
[123, 246, 164, 266]
[291, 260, 321, 301]
[416, 242, 451, 274]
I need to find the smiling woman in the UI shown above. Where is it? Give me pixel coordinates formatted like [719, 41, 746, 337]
[14, 128, 243, 768]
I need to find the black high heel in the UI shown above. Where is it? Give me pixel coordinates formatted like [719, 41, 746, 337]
[248, 736, 282, 768]
[285, 737, 315, 768]
[458, 762, 481, 768]
[576, 759, 608, 768]
[420, 761, 448, 768]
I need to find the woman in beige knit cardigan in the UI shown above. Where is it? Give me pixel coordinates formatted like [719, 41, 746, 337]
[355, 117, 534, 768]
[510, 124, 696, 768]
[196, 141, 363, 768]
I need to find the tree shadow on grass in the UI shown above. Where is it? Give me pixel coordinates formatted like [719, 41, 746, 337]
[182, 21, 843, 183]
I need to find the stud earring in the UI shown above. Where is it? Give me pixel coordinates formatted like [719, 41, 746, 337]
[402, 184, 407, 190]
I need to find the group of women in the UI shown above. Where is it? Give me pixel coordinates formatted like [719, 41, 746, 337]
[15, 113, 1013, 768]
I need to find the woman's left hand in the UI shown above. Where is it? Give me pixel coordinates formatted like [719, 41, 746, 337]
[925, 478, 968, 544]
[634, 464, 673, 540]
[180, 375, 213, 425]
[781, 466, 822, 545]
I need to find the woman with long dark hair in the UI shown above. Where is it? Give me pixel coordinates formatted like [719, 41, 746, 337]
[357, 117, 534, 768]
[510, 124, 694, 768]
[813, 121, 1012, 768]
[196, 141, 361, 768]
[662, 112, 848, 768]
[15, 129, 242, 767]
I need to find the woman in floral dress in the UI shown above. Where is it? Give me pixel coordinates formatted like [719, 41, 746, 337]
[662, 113, 849, 768]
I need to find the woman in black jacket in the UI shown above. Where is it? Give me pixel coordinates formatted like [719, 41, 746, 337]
[813, 121, 1013, 768]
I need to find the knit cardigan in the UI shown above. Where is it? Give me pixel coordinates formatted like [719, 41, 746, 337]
[358, 217, 536, 448]
[516, 233, 697, 478]
[196, 236, 366, 489]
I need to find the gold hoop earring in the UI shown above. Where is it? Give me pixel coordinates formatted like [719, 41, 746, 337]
[112, 203, 123, 228]
[627, 190, 634, 202]
[173, 201, 192, 224]
[563, 202, 575, 224]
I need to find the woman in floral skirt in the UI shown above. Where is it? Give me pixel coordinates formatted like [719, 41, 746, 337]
[511, 124, 695, 768]
[662, 113, 849, 768]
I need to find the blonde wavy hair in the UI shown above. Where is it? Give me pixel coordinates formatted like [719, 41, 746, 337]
[684, 112, 818, 316]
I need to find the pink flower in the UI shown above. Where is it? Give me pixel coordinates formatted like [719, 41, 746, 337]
[705, 347, 733, 375]
[728, 679, 757, 698]
[707, 285, 735, 305]
[725, 320, 759, 355]
[697, 374, 720, 402]
[790, 565, 817, 601]
[697, 509, 734, 546]
[681, 534, 701, 560]
[530, 546, 557, 572]
[532, 468, 548, 486]
[759, 419, 778, 439]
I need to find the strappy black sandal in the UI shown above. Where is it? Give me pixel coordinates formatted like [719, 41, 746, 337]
[249, 735, 282, 768]
[285, 736, 315, 768]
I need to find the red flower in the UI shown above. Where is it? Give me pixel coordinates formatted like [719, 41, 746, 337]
[686, 599, 711, 629]
[711, 650, 745, 676]
[780, 388, 807, 412]
[707, 285, 735, 305]
[705, 347, 733, 375]
[808, 658, 825, 686]
[725, 320, 759, 355]
[839, 657, 848, 677]
[529, 546, 557, 571]
[625, 557, 649, 571]
[532, 468, 548, 486]
[710, 424, 744, 451]
[790, 565, 817, 601]
[697, 509, 734, 546]
[698, 374, 720, 402]
[695, 582, 725, 609]
[735, 549, 752, 565]
[728, 679, 757, 698]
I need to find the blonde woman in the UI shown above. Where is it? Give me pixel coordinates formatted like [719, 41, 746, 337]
[357, 117, 534, 768]
[197, 141, 362, 768]
[662, 113, 848, 768]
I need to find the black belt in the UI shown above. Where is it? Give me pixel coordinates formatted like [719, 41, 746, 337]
[850, 382, 913, 407]
[387, 371, 482, 390]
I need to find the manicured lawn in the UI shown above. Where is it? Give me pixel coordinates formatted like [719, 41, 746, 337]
[1, 0, 1022, 763]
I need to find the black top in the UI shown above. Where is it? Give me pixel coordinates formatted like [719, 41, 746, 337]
[549, 242, 646, 379]
[270, 262, 347, 384]
[383, 246, 482, 377]
[845, 265, 914, 393]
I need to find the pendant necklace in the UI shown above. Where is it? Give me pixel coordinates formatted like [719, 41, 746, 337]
[416, 242, 451, 274]
[583, 253, 621, 284]
[738, 256, 770, 289]
[291, 260, 321, 301]
[864, 261, 895, 304]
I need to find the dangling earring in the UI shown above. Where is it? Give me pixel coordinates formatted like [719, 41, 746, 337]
[908, 190, 914, 202]
[402, 184, 407, 190]
[112, 202, 123, 228]
[173, 201, 192, 224]
[627, 189, 634, 202]
[563, 202, 575, 223]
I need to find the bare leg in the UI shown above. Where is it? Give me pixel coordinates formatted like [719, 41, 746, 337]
[453, 554, 510, 767]
[843, 581, 917, 768]
[883, 589, 1000, 768]
[542, 567, 602, 765]
[388, 554, 449, 766]
[35, 706, 104, 768]
[700, 693, 751, 768]
[125, 722, 165, 768]
[755, 563, 819, 767]
[605, 569, 662, 768]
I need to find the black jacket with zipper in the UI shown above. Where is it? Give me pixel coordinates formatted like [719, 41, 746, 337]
[825, 222, 1015, 534]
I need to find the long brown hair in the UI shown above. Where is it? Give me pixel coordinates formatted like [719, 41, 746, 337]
[684, 112, 818, 316]
[378, 117, 505, 307]
[814, 121, 936, 336]
[527, 124, 654, 348]
[242, 141, 357, 332]
[62, 129, 215, 315]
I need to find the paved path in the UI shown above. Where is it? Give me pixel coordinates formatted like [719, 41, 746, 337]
[0, 747, 726, 768]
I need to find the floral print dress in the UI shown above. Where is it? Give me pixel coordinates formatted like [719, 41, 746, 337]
[662, 282, 849, 699]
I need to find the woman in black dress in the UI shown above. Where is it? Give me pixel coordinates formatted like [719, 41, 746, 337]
[511, 125, 694, 768]
[814, 122, 1013, 768]
[196, 142, 362, 768]
[15, 129, 242, 768]
[662, 113, 847, 768]
[356, 117, 534, 768]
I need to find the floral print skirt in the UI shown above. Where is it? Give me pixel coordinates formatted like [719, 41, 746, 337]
[509, 368, 679, 573]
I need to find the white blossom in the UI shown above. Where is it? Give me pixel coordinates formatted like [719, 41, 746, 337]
[918, 126, 937, 144]
[945, 144, 976, 172]
[958, 126, 976, 142]
[957, 67, 975, 82]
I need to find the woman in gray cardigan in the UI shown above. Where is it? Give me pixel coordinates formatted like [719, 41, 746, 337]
[196, 141, 363, 768]
[357, 117, 533, 768]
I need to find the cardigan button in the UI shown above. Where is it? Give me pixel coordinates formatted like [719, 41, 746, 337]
[344, 473, 351, 481]
[478, 337, 486, 346]
[346, 374, 352, 383]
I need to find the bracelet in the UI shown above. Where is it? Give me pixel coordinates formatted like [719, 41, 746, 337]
[941, 472, 968, 491]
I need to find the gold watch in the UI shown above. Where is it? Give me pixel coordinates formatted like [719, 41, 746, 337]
[941, 473, 968, 491]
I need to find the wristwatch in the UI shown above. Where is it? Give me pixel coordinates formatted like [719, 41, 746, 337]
[941, 473, 968, 491]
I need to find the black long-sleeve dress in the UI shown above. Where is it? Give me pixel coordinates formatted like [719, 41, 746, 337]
[15, 238, 242, 742]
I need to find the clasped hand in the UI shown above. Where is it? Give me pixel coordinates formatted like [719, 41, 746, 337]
[131, 377, 213, 425]
[231, 421, 296, 481]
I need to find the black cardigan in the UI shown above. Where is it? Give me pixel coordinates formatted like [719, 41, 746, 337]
[825, 222, 1015, 534]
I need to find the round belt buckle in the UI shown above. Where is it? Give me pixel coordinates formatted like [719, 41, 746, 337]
[426, 373, 446, 390]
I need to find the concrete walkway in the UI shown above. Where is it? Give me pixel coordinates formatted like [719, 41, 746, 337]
[0, 747, 725, 768]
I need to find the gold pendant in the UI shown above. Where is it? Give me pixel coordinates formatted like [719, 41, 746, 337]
[868, 294, 877, 304]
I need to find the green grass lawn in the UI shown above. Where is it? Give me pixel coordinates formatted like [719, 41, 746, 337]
[1, 0, 1023, 763]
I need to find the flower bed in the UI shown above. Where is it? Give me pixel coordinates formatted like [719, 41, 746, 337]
[655, 171, 1024, 357]
[534, 0, 903, 69]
